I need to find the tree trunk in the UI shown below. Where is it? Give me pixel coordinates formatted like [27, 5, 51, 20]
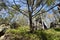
[29, 12, 34, 33]
[58, 4, 60, 13]
[36, 21, 37, 30]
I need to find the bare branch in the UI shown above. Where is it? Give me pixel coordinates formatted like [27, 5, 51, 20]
[10, 6, 28, 17]
[33, 0, 43, 11]
[27, 0, 31, 12]
[13, 0, 28, 17]
[36, 0, 43, 8]
[5, 0, 28, 17]
[19, 0, 27, 4]
[33, 0, 48, 17]
[31, 0, 34, 13]
[33, 3, 59, 18]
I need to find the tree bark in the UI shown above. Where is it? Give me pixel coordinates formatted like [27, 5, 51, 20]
[29, 12, 34, 33]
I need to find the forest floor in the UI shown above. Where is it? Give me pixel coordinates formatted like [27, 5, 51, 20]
[0, 26, 60, 40]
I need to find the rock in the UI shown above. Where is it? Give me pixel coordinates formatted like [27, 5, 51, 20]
[0, 24, 10, 37]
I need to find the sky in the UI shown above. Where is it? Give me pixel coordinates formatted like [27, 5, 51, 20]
[6, 0, 59, 13]
[0, 0, 60, 27]
[0, 9, 9, 19]
[0, 0, 59, 17]
[0, 0, 60, 22]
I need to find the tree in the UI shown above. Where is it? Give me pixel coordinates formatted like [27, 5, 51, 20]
[0, 0, 60, 32]
[57, 3, 60, 22]
[16, 15, 28, 26]
[11, 0, 60, 32]
[0, 0, 7, 10]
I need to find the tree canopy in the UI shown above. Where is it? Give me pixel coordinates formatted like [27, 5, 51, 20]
[0, 0, 60, 32]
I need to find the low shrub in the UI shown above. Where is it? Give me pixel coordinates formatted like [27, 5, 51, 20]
[5, 27, 60, 40]
[5, 26, 40, 40]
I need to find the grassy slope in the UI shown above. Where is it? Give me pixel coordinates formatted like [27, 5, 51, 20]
[5, 26, 60, 40]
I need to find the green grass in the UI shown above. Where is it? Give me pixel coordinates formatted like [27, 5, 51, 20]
[5, 26, 60, 40]
[5, 26, 40, 40]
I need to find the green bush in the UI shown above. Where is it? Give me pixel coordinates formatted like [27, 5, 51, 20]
[5, 26, 40, 40]
[5, 27, 60, 40]
[34, 29, 60, 40]
[40, 29, 60, 40]
[54, 28, 60, 31]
